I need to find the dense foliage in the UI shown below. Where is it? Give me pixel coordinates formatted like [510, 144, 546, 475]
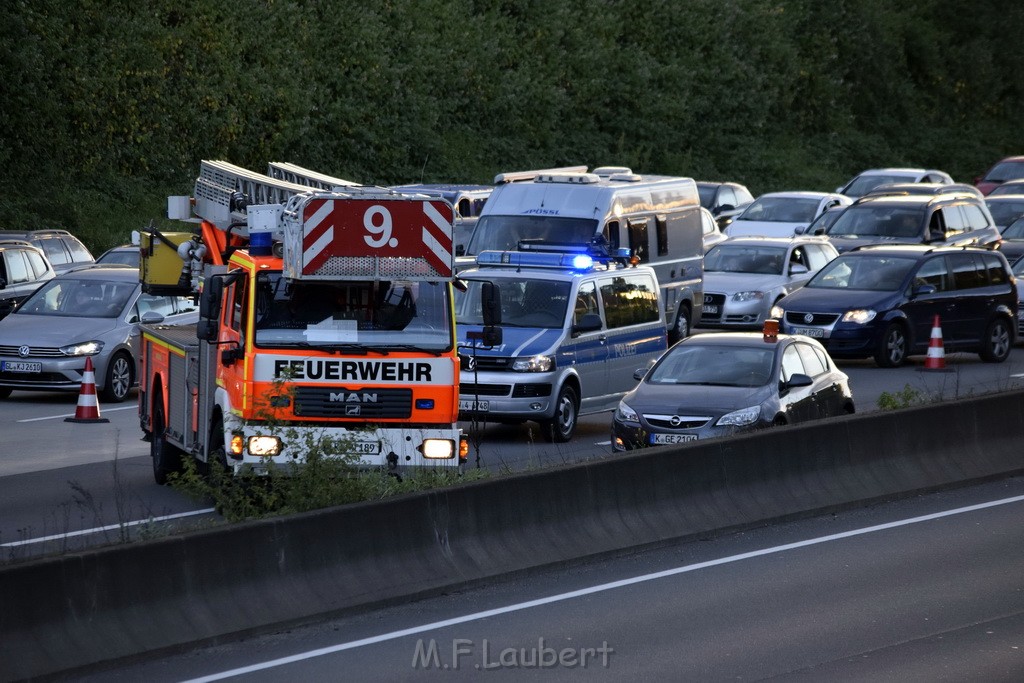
[2, 0, 1021, 253]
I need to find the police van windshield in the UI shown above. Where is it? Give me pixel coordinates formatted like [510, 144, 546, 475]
[455, 277, 571, 329]
[464, 215, 600, 255]
[253, 273, 451, 350]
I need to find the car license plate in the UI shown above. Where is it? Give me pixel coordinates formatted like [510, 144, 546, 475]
[352, 441, 380, 455]
[1, 361, 41, 373]
[459, 399, 489, 411]
[704, 305, 719, 314]
[790, 326, 825, 338]
[651, 433, 698, 445]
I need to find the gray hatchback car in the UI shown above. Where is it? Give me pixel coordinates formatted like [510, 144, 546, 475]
[0, 266, 197, 402]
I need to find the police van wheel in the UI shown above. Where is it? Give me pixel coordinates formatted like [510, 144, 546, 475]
[541, 385, 578, 443]
[151, 401, 183, 485]
[669, 305, 690, 345]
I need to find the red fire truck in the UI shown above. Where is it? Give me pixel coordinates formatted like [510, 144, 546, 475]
[138, 161, 489, 482]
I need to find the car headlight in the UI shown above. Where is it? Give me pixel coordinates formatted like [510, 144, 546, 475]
[770, 304, 785, 319]
[732, 291, 765, 302]
[615, 400, 639, 423]
[512, 355, 554, 372]
[60, 340, 103, 356]
[841, 309, 877, 324]
[716, 405, 761, 426]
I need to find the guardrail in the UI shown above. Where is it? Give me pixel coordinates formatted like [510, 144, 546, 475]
[3, 390, 1023, 681]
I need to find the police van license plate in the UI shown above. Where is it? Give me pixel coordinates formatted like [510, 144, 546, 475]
[459, 399, 489, 412]
[651, 433, 698, 445]
[1, 361, 41, 373]
[791, 326, 825, 338]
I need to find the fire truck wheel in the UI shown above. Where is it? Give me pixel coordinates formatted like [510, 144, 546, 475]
[540, 384, 579, 443]
[151, 401, 183, 485]
[206, 416, 229, 483]
[100, 351, 134, 403]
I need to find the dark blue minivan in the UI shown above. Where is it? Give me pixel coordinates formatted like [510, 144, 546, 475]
[770, 245, 1017, 367]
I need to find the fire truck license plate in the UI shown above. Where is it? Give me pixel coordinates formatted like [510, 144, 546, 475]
[353, 441, 380, 455]
[1, 361, 41, 373]
[459, 399, 489, 412]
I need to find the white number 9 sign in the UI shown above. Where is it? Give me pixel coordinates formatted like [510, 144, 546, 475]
[363, 205, 398, 249]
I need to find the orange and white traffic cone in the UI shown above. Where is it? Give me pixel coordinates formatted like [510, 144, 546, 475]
[923, 314, 947, 371]
[65, 356, 110, 423]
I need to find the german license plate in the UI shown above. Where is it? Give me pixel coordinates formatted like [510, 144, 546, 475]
[704, 305, 719, 314]
[353, 441, 380, 455]
[790, 326, 825, 338]
[651, 433, 698, 445]
[1, 361, 41, 373]
[459, 399, 489, 411]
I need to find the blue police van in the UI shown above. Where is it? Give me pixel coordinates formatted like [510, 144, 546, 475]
[454, 246, 668, 442]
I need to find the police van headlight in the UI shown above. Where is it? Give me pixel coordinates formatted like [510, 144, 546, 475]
[512, 355, 554, 372]
[248, 435, 282, 457]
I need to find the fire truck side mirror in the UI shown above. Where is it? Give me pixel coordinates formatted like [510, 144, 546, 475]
[197, 278, 225, 342]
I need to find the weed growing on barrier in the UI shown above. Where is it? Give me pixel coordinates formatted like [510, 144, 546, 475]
[877, 384, 926, 410]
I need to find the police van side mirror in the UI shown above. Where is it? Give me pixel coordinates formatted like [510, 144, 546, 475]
[481, 281, 502, 326]
[572, 312, 602, 336]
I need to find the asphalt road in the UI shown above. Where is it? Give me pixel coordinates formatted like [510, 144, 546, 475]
[76, 475, 1024, 681]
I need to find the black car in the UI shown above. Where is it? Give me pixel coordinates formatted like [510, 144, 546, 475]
[771, 244, 1017, 367]
[999, 216, 1024, 263]
[696, 181, 755, 230]
[822, 193, 1001, 253]
[611, 331, 854, 451]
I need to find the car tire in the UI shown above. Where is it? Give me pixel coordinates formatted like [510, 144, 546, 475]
[540, 384, 579, 443]
[874, 322, 908, 368]
[206, 415, 230, 484]
[100, 352, 133, 403]
[669, 304, 690, 346]
[151, 400, 183, 485]
[979, 317, 1012, 363]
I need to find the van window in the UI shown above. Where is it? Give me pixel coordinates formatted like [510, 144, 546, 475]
[600, 273, 659, 329]
[628, 219, 650, 262]
[982, 253, 1008, 285]
[949, 254, 986, 290]
[656, 216, 669, 256]
[914, 257, 950, 291]
[573, 281, 600, 326]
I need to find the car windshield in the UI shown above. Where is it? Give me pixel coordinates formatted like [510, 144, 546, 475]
[455, 277, 570, 329]
[1003, 218, 1024, 239]
[648, 343, 774, 388]
[984, 162, 1024, 183]
[737, 197, 821, 223]
[988, 200, 1024, 226]
[807, 255, 916, 290]
[463, 215, 600, 256]
[826, 205, 923, 238]
[253, 273, 452, 351]
[988, 182, 1024, 197]
[843, 174, 912, 196]
[17, 277, 135, 317]
[704, 245, 788, 274]
[97, 249, 140, 267]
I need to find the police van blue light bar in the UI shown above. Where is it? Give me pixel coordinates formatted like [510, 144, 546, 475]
[476, 250, 598, 270]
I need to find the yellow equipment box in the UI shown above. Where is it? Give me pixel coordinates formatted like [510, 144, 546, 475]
[140, 231, 194, 295]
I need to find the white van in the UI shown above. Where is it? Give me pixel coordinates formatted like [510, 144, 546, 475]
[455, 248, 667, 442]
[390, 183, 492, 256]
[460, 166, 704, 343]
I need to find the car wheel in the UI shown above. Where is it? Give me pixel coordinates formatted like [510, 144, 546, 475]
[980, 317, 1012, 363]
[874, 322, 907, 368]
[0, 387, 10, 399]
[541, 384, 579, 443]
[151, 400, 183, 485]
[100, 352, 133, 403]
[669, 304, 690, 345]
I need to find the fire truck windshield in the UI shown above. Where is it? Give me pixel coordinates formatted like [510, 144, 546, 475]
[253, 272, 452, 351]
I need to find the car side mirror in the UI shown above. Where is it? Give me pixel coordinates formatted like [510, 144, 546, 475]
[140, 310, 165, 325]
[572, 312, 602, 336]
[789, 263, 809, 275]
[913, 283, 937, 296]
[786, 373, 813, 389]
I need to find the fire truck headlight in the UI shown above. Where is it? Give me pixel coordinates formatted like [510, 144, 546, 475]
[248, 435, 282, 457]
[422, 439, 455, 459]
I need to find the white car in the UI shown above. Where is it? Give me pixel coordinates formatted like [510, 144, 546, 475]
[726, 191, 851, 238]
[698, 236, 838, 329]
[836, 167, 954, 199]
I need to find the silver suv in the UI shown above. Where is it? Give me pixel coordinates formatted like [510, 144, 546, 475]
[821, 192, 1000, 253]
[0, 229, 95, 273]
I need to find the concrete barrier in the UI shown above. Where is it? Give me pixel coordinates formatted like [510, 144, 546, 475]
[3, 390, 1024, 680]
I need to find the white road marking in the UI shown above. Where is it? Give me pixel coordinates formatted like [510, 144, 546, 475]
[182, 493, 1024, 682]
[18, 405, 136, 423]
[0, 508, 217, 547]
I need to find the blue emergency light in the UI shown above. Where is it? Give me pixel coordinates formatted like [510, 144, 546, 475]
[476, 250, 600, 271]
